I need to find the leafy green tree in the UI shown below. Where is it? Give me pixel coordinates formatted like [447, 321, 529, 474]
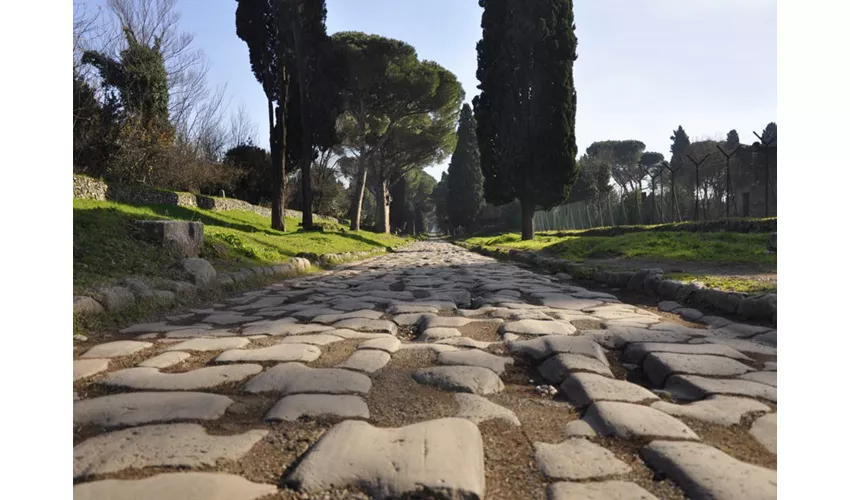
[446, 103, 485, 232]
[224, 144, 274, 204]
[667, 126, 691, 221]
[431, 171, 451, 234]
[474, 0, 579, 240]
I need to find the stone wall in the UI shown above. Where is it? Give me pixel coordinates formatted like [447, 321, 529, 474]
[544, 218, 776, 237]
[73, 175, 337, 223]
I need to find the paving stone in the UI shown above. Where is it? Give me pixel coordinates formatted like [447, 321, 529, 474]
[290, 306, 342, 320]
[539, 353, 614, 383]
[265, 394, 370, 422]
[73, 423, 267, 479]
[202, 313, 262, 325]
[334, 318, 398, 335]
[358, 336, 401, 353]
[564, 419, 597, 437]
[244, 362, 372, 395]
[435, 337, 497, 349]
[508, 335, 608, 364]
[331, 300, 380, 312]
[119, 322, 174, 334]
[651, 395, 770, 426]
[418, 327, 462, 341]
[583, 401, 700, 440]
[337, 350, 391, 373]
[751, 331, 777, 346]
[80, 341, 153, 359]
[421, 316, 475, 329]
[749, 413, 776, 454]
[547, 480, 659, 500]
[164, 337, 250, 352]
[164, 327, 235, 338]
[277, 333, 344, 346]
[561, 373, 659, 406]
[538, 294, 603, 310]
[640, 440, 777, 500]
[330, 328, 394, 340]
[387, 303, 439, 314]
[665, 374, 777, 403]
[689, 337, 777, 356]
[764, 361, 777, 371]
[413, 366, 504, 395]
[313, 309, 383, 324]
[535, 438, 631, 480]
[437, 349, 514, 375]
[675, 307, 704, 321]
[657, 301, 682, 312]
[738, 371, 777, 387]
[74, 359, 110, 381]
[591, 328, 697, 349]
[139, 351, 191, 368]
[398, 343, 460, 353]
[216, 343, 321, 363]
[392, 312, 436, 326]
[623, 342, 752, 364]
[101, 365, 263, 390]
[643, 352, 755, 386]
[73, 472, 277, 500]
[454, 393, 520, 426]
[284, 418, 485, 499]
[500, 319, 577, 336]
[74, 392, 234, 427]
[238, 317, 300, 336]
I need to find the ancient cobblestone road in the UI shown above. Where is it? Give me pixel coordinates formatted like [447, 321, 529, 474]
[73, 240, 777, 500]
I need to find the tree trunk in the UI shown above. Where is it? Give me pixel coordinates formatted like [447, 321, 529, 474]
[380, 178, 391, 234]
[269, 97, 285, 231]
[292, 6, 313, 230]
[350, 106, 368, 231]
[693, 167, 700, 221]
[520, 196, 535, 240]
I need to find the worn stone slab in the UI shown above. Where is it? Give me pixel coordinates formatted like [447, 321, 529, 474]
[258, 322, 335, 337]
[202, 313, 262, 325]
[265, 394, 370, 422]
[165, 337, 250, 352]
[508, 335, 608, 364]
[331, 300, 380, 312]
[313, 309, 383, 324]
[535, 438, 631, 480]
[500, 319, 577, 337]
[73, 423, 267, 479]
[435, 337, 497, 349]
[749, 413, 776, 454]
[547, 481, 659, 500]
[437, 349, 514, 375]
[564, 419, 598, 437]
[651, 396, 770, 426]
[657, 301, 682, 312]
[539, 353, 614, 383]
[413, 366, 504, 395]
[538, 294, 603, 310]
[592, 328, 697, 349]
[216, 343, 321, 363]
[398, 343, 460, 353]
[584, 401, 700, 440]
[330, 328, 394, 340]
[285, 418, 485, 499]
[666, 374, 777, 403]
[74, 359, 110, 381]
[421, 316, 475, 329]
[387, 303, 439, 315]
[674, 307, 704, 321]
[393, 312, 436, 326]
[73, 472, 277, 500]
[164, 327, 235, 338]
[738, 371, 777, 387]
[290, 307, 342, 320]
[337, 350, 391, 373]
[120, 322, 173, 334]
[334, 318, 398, 335]
[244, 362, 372, 395]
[278, 334, 344, 346]
[358, 336, 401, 353]
[418, 327, 462, 342]
[640, 440, 777, 500]
[764, 361, 776, 371]
[139, 351, 191, 369]
[74, 392, 234, 427]
[690, 337, 777, 356]
[80, 341, 153, 359]
[561, 373, 658, 406]
[454, 393, 520, 426]
[643, 352, 755, 386]
[101, 365, 263, 390]
[623, 342, 752, 364]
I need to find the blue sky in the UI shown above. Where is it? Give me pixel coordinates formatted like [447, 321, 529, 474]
[79, 0, 776, 180]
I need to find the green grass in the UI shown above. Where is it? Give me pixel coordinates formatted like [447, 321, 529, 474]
[463, 230, 776, 267]
[74, 198, 408, 294]
[664, 273, 777, 294]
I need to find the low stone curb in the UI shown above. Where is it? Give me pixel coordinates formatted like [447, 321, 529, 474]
[457, 242, 776, 326]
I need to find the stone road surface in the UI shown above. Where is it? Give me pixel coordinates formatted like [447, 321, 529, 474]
[73, 240, 778, 499]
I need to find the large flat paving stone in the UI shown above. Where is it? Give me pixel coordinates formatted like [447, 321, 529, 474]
[422, 316, 474, 329]
[313, 309, 384, 324]
[538, 294, 603, 310]
[164, 327, 234, 338]
[73, 472, 277, 500]
[139, 351, 191, 368]
[535, 438, 631, 480]
[547, 480, 659, 500]
[592, 328, 697, 349]
[387, 303, 439, 314]
[333, 318, 398, 335]
[561, 373, 658, 406]
[539, 353, 614, 383]
[454, 393, 520, 426]
[666, 374, 777, 403]
[418, 327, 462, 341]
[73, 423, 267, 479]
[244, 362, 372, 395]
[284, 418, 486, 500]
[690, 337, 777, 356]
[738, 370, 777, 387]
[749, 413, 777, 454]
[583, 401, 700, 440]
[436, 337, 497, 349]
[165, 337, 250, 352]
[500, 319, 576, 336]
[238, 318, 301, 336]
[413, 366, 504, 395]
[651, 396, 771, 426]
[215, 343, 321, 363]
[74, 392, 234, 427]
[80, 341, 153, 359]
[278, 333, 344, 346]
[623, 342, 752, 364]
[202, 312, 262, 325]
[437, 349, 514, 375]
[101, 365, 263, 390]
[640, 440, 777, 500]
[74, 359, 110, 381]
[331, 328, 395, 340]
[508, 335, 608, 364]
[265, 394, 370, 422]
[358, 336, 401, 353]
[337, 350, 391, 373]
[393, 312, 436, 326]
[643, 352, 755, 386]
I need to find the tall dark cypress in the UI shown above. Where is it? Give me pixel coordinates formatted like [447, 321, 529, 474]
[447, 103, 485, 231]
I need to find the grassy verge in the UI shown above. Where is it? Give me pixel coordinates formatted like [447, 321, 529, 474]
[664, 273, 777, 294]
[74, 198, 408, 295]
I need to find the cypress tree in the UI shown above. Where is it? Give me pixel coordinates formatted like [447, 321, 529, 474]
[447, 103, 485, 232]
